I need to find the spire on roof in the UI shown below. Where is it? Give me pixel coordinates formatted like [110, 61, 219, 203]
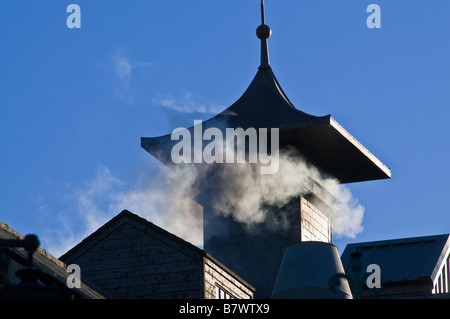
[256, 0, 271, 69]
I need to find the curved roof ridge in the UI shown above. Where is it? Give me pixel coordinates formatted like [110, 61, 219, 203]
[213, 66, 326, 128]
[269, 67, 295, 108]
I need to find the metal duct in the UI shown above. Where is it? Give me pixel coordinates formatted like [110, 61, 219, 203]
[271, 241, 352, 299]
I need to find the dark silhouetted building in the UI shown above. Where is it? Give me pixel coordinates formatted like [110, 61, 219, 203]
[341, 234, 450, 298]
[0, 220, 105, 299]
[140, 1, 390, 298]
[60, 210, 254, 299]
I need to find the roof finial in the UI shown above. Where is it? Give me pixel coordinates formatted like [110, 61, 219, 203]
[256, 0, 271, 69]
[261, 0, 266, 25]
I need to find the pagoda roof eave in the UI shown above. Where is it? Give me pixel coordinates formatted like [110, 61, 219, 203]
[141, 66, 391, 184]
[141, 2, 391, 184]
[141, 113, 391, 184]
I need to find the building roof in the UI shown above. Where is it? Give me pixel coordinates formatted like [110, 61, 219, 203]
[60, 210, 204, 263]
[141, 5, 390, 184]
[142, 65, 391, 184]
[341, 234, 450, 283]
[60, 210, 255, 294]
[0, 220, 105, 299]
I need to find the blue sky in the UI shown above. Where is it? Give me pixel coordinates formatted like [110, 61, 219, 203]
[1, 1, 449, 257]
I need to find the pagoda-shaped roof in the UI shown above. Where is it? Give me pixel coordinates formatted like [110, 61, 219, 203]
[141, 3, 391, 184]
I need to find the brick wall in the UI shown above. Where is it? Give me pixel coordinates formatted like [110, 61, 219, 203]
[204, 195, 333, 298]
[300, 197, 331, 243]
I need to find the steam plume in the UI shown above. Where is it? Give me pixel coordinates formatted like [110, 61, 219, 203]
[116, 148, 364, 243]
[43, 149, 364, 257]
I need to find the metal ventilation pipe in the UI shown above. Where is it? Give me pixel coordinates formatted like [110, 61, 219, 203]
[271, 241, 353, 299]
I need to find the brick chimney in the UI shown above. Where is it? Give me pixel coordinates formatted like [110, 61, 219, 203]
[198, 176, 338, 298]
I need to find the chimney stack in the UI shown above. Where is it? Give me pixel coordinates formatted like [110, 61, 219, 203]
[200, 176, 339, 298]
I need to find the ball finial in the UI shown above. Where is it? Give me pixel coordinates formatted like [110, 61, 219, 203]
[256, 24, 272, 39]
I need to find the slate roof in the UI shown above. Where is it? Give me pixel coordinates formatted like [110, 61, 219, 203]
[0, 220, 105, 299]
[341, 234, 450, 283]
[141, 13, 391, 184]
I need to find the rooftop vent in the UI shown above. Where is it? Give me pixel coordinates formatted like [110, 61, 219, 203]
[271, 241, 352, 299]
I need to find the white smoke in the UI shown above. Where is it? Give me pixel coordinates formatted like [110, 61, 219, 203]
[190, 148, 365, 238]
[43, 149, 364, 257]
[112, 163, 204, 246]
[114, 147, 365, 242]
[42, 164, 204, 257]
